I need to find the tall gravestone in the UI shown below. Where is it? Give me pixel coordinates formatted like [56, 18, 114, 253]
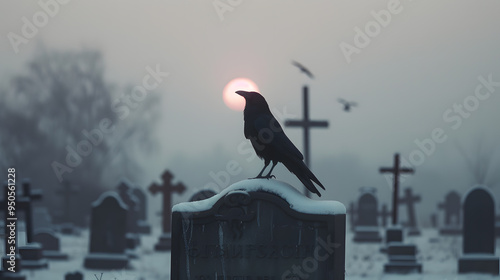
[458, 186, 499, 275]
[84, 192, 129, 269]
[171, 179, 346, 280]
[438, 191, 462, 235]
[132, 187, 152, 234]
[353, 188, 382, 242]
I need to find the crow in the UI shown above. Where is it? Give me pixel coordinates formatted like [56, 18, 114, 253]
[338, 98, 357, 112]
[292, 61, 314, 79]
[235, 90, 325, 197]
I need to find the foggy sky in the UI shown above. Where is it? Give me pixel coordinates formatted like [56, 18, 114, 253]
[2, 1, 500, 226]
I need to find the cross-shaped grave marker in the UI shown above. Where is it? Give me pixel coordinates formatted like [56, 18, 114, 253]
[379, 153, 414, 225]
[399, 187, 421, 235]
[149, 170, 187, 251]
[55, 181, 78, 223]
[285, 86, 328, 197]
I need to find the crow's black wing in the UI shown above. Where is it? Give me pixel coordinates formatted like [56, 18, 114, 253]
[253, 114, 304, 161]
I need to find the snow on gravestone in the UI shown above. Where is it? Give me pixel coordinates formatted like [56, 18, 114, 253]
[171, 179, 346, 280]
[458, 186, 499, 275]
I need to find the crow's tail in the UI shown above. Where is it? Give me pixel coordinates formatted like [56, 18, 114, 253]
[284, 158, 325, 197]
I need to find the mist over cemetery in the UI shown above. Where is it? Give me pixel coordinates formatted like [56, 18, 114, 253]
[1, 1, 500, 280]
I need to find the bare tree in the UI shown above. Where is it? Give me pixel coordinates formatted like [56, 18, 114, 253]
[0, 48, 162, 225]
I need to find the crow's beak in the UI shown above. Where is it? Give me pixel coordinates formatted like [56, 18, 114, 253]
[235, 90, 247, 98]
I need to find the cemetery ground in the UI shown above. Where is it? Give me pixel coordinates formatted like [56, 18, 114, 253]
[2, 227, 499, 279]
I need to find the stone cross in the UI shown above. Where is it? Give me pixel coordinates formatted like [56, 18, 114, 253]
[379, 153, 414, 225]
[55, 181, 78, 223]
[378, 203, 391, 227]
[438, 191, 461, 226]
[284, 86, 329, 197]
[149, 170, 186, 234]
[18, 179, 43, 243]
[399, 188, 421, 230]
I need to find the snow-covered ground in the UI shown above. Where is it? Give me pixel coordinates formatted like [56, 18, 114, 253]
[2, 228, 499, 279]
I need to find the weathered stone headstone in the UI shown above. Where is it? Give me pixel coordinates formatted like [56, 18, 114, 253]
[399, 188, 421, 236]
[132, 187, 152, 234]
[438, 191, 462, 235]
[171, 180, 346, 280]
[34, 229, 68, 260]
[84, 191, 129, 269]
[458, 186, 499, 275]
[353, 188, 382, 242]
[149, 170, 187, 251]
[189, 189, 217, 202]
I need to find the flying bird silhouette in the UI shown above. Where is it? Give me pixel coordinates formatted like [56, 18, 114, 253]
[235, 90, 325, 197]
[292, 61, 314, 79]
[338, 98, 357, 112]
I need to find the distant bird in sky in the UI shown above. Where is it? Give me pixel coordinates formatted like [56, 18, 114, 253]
[235, 90, 325, 197]
[338, 98, 357, 112]
[292, 60, 314, 79]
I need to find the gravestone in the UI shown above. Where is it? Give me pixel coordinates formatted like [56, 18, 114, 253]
[189, 189, 217, 202]
[132, 187, 152, 234]
[383, 243, 422, 273]
[171, 179, 346, 280]
[149, 170, 187, 251]
[83, 191, 129, 269]
[438, 191, 462, 235]
[458, 186, 499, 275]
[399, 188, 421, 236]
[65, 271, 83, 280]
[33, 229, 68, 260]
[353, 188, 382, 242]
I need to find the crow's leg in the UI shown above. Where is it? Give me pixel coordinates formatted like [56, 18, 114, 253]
[263, 161, 278, 179]
[253, 159, 270, 179]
